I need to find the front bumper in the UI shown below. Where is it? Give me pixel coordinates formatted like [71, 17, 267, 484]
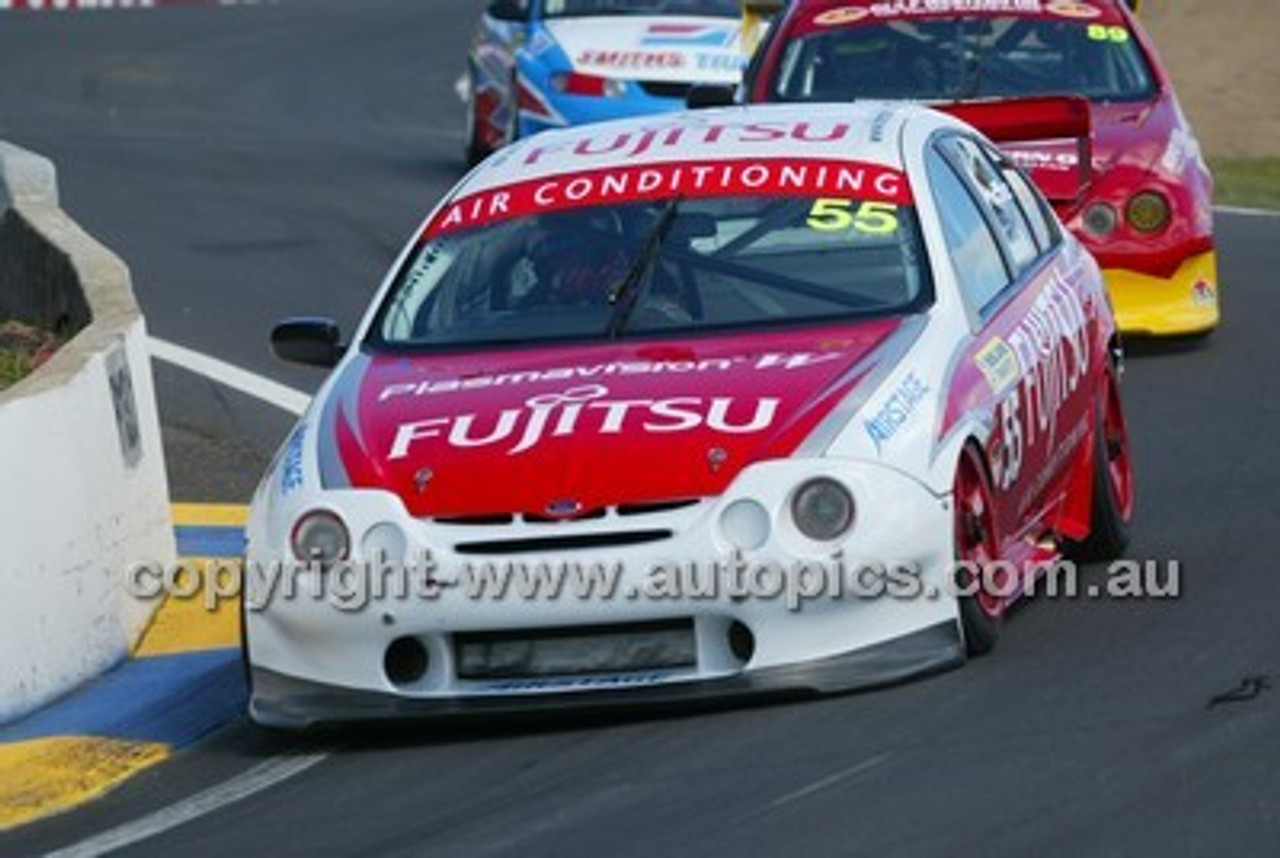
[1106, 249, 1220, 336]
[249, 621, 964, 730]
[245, 458, 962, 728]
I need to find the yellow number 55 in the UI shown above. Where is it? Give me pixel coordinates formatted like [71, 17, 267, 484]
[807, 199, 899, 235]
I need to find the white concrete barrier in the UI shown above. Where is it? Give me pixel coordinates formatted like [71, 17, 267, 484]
[0, 141, 175, 725]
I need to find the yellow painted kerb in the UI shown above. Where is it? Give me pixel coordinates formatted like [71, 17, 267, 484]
[0, 736, 170, 832]
[171, 502, 250, 527]
[131, 504, 249, 656]
[133, 577, 243, 657]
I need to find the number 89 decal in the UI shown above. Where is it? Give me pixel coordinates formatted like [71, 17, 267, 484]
[807, 199, 899, 235]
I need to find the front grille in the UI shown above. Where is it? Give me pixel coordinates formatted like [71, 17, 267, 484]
[434, 513, 515, 526]
[453, 529, 672, 556]
[617, 498, 700, 517]
[431, 498, 703, 528]
[455, 619, 696, 679]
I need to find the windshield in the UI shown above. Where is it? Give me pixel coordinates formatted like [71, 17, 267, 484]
[369, 195, 930, 351]
[542, 0, 741, 18]
[770, 16, 1157, 103]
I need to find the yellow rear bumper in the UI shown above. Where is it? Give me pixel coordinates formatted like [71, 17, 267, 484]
[1105, 250, 1220, 337]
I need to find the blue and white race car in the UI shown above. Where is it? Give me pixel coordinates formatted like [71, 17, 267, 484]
[462, 0, 748, 164]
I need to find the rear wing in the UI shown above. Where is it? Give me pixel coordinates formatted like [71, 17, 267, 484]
[937, 96, 1093, 204]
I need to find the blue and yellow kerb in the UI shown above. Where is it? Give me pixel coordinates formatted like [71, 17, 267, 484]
[0, 505, 249, 832]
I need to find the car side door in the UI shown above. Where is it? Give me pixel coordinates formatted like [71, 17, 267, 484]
[929, 132, 1095, 545]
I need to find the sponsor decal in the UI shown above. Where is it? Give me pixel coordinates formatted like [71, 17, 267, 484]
[1015, 412, 1088, 516]
[427, 157, 909, 237]
[1191, 280, 1216, 307]
[387, 384, 781, 460]
[695, 52, 747, 72]
[808, 0, 1107, 21]
[378, 351, 845, 401]
[484, 672, 670, 692]
[1045, 0, 1101, 19]
[990, 273, 1090, 492]
[522, 119, 863, 165]
[974, 336, 1021, 395]
[641, 23, 735, 49]
[813, 6, 871, 26]
[1007, 148, 1080, 173]
[864, 372, 929, 451]
[0, 0, 270, 8]
[280, 424, 307, 495]
[575, 49, 685, 71]
[831, 1, 1045, 20]
[0, 0, 156, 9]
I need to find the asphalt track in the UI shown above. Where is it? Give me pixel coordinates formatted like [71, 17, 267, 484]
[2, 1, 1279, 855]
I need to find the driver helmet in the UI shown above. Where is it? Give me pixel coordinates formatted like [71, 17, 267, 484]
[526, 217, 629, 307]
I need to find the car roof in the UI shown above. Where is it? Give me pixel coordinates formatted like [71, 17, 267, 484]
[454, 101, 951, 198]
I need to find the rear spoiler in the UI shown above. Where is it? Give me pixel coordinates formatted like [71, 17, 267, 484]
[936, 96, 1093, 203]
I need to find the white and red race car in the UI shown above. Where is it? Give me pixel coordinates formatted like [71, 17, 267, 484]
[245, 100, 1134, 728]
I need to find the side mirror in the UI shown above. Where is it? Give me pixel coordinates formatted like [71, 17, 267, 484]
[685, 83, 738, 110]
[271, 317, 344, 368]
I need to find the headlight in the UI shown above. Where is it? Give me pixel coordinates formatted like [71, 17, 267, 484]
[1082, 202, 1119, 237]
[1126, 190, 1171, 233]
[549, 70, 626, 98]
[291, 509, 349, 566]
[790, 478, 856, 542]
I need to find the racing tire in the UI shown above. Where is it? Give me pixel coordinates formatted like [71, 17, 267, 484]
[953, 443, 1004, 656]
[1065, 368, 1133, 562]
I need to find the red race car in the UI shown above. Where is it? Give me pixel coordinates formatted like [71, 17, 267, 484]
[247, 101, 1133, 727]
[726, 0, 1218, 336]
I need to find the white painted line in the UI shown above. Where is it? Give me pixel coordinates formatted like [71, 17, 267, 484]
[45, 753, 329, 858]
[765, 753, 891, 811]
[149, 336, 310, 416]
[1216, 205, 1280, 218]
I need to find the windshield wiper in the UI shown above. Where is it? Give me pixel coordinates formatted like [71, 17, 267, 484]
[605, 198, 680, 338]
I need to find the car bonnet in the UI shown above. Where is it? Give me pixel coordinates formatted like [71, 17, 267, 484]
[316, 321, 915, 518]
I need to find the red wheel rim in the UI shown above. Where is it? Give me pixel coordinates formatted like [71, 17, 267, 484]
[1102, 372, 1135, 521]
[955, 449, 1004, 619]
